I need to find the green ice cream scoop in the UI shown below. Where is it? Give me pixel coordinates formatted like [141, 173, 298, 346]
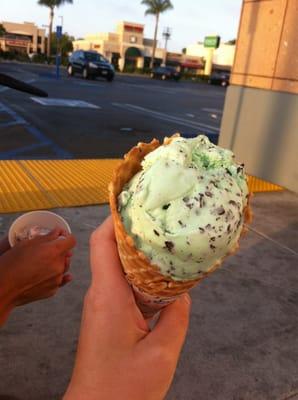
[118, 135, 249, 281]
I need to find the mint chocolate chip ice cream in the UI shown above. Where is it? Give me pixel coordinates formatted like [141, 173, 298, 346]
[118, 135, 249, 281]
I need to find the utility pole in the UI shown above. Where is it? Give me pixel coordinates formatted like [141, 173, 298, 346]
[162, 27, 171, 66]
[42, 24, 49, 60]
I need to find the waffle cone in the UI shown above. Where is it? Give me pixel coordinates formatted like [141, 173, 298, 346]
[109, 135, 252, 302]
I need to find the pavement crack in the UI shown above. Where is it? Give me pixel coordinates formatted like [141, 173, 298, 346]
[279, 389, 298, 400]
[245, 225, 298, 257]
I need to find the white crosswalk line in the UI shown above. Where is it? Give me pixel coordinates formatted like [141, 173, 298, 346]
[112, 102, 219, 133]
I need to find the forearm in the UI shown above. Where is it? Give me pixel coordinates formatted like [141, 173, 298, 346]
[0, 277, 16, 326]
[0, 237, 10, 256]
[0, 295, 14, 326]
[0, 253, 16, 327]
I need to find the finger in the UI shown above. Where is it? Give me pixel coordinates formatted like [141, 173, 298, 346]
[64, 256, 71, 272]
[0, 237, 10, 255]
[29, 227, 62, 244]
[144, 294, 191, 353]
[59, 228, 70, 237]
[60, 273, 73, 287]
[89, 216, 131, 299]
[50, 234, 76, 255]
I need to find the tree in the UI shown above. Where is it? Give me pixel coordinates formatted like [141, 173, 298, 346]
[141, 0, 173, 69]
[38, 0, 73, 58]
[0, 24, 6, 37]
[226, 39, 236, 45]
[50, 31, 74, 58]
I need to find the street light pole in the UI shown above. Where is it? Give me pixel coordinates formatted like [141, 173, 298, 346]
[42, 24, 49, 59]
[162, 27, 171, 66]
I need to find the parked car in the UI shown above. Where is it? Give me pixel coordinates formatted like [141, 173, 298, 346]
[208, 72, 230, 87]
[67, 50, 115, 81]
[150, 66, 181, 81]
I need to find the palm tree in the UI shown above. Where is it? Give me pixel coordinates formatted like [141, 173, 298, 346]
[0, 24, 6, 37]
[141, 0, 173, 69]
[38, 0, 73, 58]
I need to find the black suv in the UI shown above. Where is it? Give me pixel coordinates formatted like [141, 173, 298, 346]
[208, 72, 230, 87]
[67, 50, 115, 81]
[150, 66, 181, 81]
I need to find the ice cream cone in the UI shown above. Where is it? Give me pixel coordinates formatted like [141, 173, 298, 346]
[109, 135, 252, 317]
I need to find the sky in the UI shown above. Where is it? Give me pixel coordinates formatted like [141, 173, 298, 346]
[1, 0, 242, 52]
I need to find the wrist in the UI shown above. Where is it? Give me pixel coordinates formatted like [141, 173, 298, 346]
[0, 303, 13, 328]
[0, 293, 15, 326]
[0, 255, 18, 326]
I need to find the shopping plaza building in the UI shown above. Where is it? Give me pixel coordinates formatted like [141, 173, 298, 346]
[186, 42, 236, 71]
[0, 19, 234, 74]
[0, 21, 46, 55]
[73, 21, 203, 71]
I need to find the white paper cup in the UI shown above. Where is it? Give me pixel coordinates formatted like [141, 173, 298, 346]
[8, 210, 71, 247]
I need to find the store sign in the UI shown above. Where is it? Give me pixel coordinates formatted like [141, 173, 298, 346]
[181, 62, 202, 69]
[124, 25, 143, 34]
[167, 52, 182, 62]
[204, 36, 220, 49]
[5, 39, 29, 47]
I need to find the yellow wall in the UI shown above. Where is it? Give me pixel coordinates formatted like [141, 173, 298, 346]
[219, 0, 298, 192]
[231, 0, 298, 94]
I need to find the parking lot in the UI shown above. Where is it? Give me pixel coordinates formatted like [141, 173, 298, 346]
[1, 62, 298, 400]
[0, 62, 224, 159]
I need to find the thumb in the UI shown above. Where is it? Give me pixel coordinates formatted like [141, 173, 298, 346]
[27, 227, 62, 244]
[145, 293, 191, 354]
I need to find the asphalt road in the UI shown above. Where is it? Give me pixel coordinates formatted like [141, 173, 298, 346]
[0, 61, 226, 159]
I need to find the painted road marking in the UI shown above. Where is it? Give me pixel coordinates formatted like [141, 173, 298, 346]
[112, 103, 219, 133]
[1, 143, 51, 158]
[0, 102, 72, 159]
[118, 82, 224, 98]
[31, 98, 101, 109]
[201, 107, 223, 114]
[75, 81, 107, 88]
[0, 120, 26, 128]
[118, 82, 177, 95]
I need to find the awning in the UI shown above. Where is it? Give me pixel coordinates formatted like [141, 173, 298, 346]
[181, 62, 203, 69]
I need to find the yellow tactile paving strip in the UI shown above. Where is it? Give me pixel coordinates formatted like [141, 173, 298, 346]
[247, 175, 283, 193]
[0, 160, 283, 213]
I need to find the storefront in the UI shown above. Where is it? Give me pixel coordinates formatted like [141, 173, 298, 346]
[73, 21, 167, 70]
[166, 52, 204, 74]
[0, 21, 46, 55]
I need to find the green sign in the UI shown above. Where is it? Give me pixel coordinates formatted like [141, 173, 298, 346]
[204, 36, 220, 49]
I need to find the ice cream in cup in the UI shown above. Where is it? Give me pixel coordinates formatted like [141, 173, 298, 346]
[8, 210, 71, 247]
[109, 134, 252, 318]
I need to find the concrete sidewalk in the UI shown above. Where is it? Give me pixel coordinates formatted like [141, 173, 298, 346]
[0, 191, 297, 400]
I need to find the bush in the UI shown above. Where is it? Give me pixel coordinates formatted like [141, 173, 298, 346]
[141, 67, 151, 75]
[121, 66, 152, 75]
[181, 72, 210, 83]
[123, 64, 136, 73]
[31, 53, 48, 64]
[0, 50, 30, 62]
